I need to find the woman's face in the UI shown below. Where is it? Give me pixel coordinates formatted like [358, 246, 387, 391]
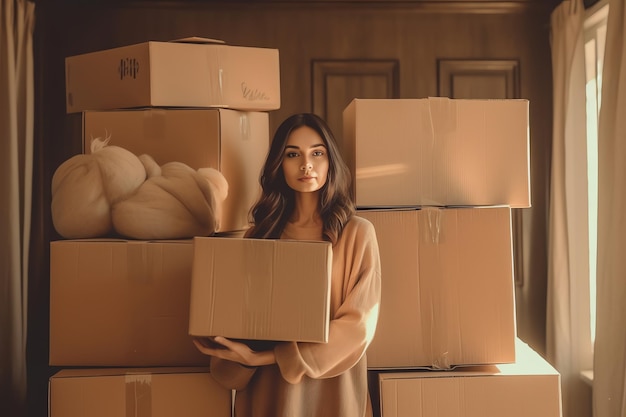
[282, 125, 329, 194]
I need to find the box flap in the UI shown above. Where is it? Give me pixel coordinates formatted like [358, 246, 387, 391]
[51, 238, 193, 244]
[51, 367, 209, 380]
[171, 37, 226, 45]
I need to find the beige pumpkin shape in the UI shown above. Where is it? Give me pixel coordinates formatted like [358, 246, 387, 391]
[51, 137, 146, 238]
[112, 159, 228, 240]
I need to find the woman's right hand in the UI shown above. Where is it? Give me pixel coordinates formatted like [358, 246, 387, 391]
[193, 336, 277, 367]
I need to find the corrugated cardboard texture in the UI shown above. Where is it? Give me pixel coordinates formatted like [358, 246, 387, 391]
[343, 97, 531, 208]
[359, 207, 516, 369]
[49, 240, 211, 367]
[48, 367, 232, 417]
[82, 108, 268, 232]
[376, 339, 562, 417]
[189, 237, 332, 343]
[66, 40, 280, 113]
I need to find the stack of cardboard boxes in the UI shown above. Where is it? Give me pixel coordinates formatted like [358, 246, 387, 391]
[343, 98, 563, 417]
[48, 38, 282, 417]
[48, 37, 563, 416]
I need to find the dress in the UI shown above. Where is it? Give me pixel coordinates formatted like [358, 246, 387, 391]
[210, 215, 382, 417]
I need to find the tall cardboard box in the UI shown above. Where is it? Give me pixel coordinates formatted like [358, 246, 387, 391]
[49, 367, 232, 417]
[82, 108, 269, 232]
[359, 207, 516, 369]
[66, 38, 280, 113]
[343, 98, 531, 208]
[49, 239, 210, 367]
[375, 339, 562, 417]
[189, 237, 332, 343]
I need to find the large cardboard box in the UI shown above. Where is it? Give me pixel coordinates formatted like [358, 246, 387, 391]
[49, 239, 210, 367]
[65, 38, 280, 113]
[189, 237, 332, 343]
[375, 339, 562, 417]
[49, 367, 232, 417]
[83, 108, 269, 232]
[343, 98, 531, 208]
[359, 207, 516, 369]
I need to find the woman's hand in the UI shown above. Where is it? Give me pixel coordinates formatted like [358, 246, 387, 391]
[193, 336, 277, 367]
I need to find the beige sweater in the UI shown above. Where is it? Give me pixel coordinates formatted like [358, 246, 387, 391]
[210, 216, 382, 417]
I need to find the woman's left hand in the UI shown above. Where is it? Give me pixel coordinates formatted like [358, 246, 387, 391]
[193, 336, 277, 367]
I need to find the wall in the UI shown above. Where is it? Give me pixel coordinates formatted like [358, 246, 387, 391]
[30, 1, 556, 416]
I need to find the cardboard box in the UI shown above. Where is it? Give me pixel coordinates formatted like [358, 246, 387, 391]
[49, 239, 211, 367]
[343, 98, 531, 208]
[65, 38, 280, 113]
[375, 339, 562, 417]
[358, 207, 516, 369]
[189, 237, 332, 343]
[83, 108, 269, 232]
[49, 367, 232, 417]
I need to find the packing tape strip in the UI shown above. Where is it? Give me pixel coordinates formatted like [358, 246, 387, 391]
[242, 240, 273, 337]
[126, 242, 155, 357]
[239, 112, 250, 141]
[423, 207, 443, 244]
[144, 109, 167, 150]
[125, 374, 152, 417]
[204, 48, 224, 104]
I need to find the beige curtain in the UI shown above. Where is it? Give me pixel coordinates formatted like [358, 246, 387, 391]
[547, 1, 593, 417]
[0, 1, 35, 416]
[594, 0, 626, 415]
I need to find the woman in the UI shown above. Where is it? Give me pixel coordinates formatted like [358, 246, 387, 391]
[194, 113, 381, 417]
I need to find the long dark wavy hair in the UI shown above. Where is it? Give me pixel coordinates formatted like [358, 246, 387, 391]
[245, 113, 355, 244]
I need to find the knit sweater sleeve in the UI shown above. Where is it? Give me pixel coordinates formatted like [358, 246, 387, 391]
[210, 356, 257, 390]
[274, 217, 382, 384]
